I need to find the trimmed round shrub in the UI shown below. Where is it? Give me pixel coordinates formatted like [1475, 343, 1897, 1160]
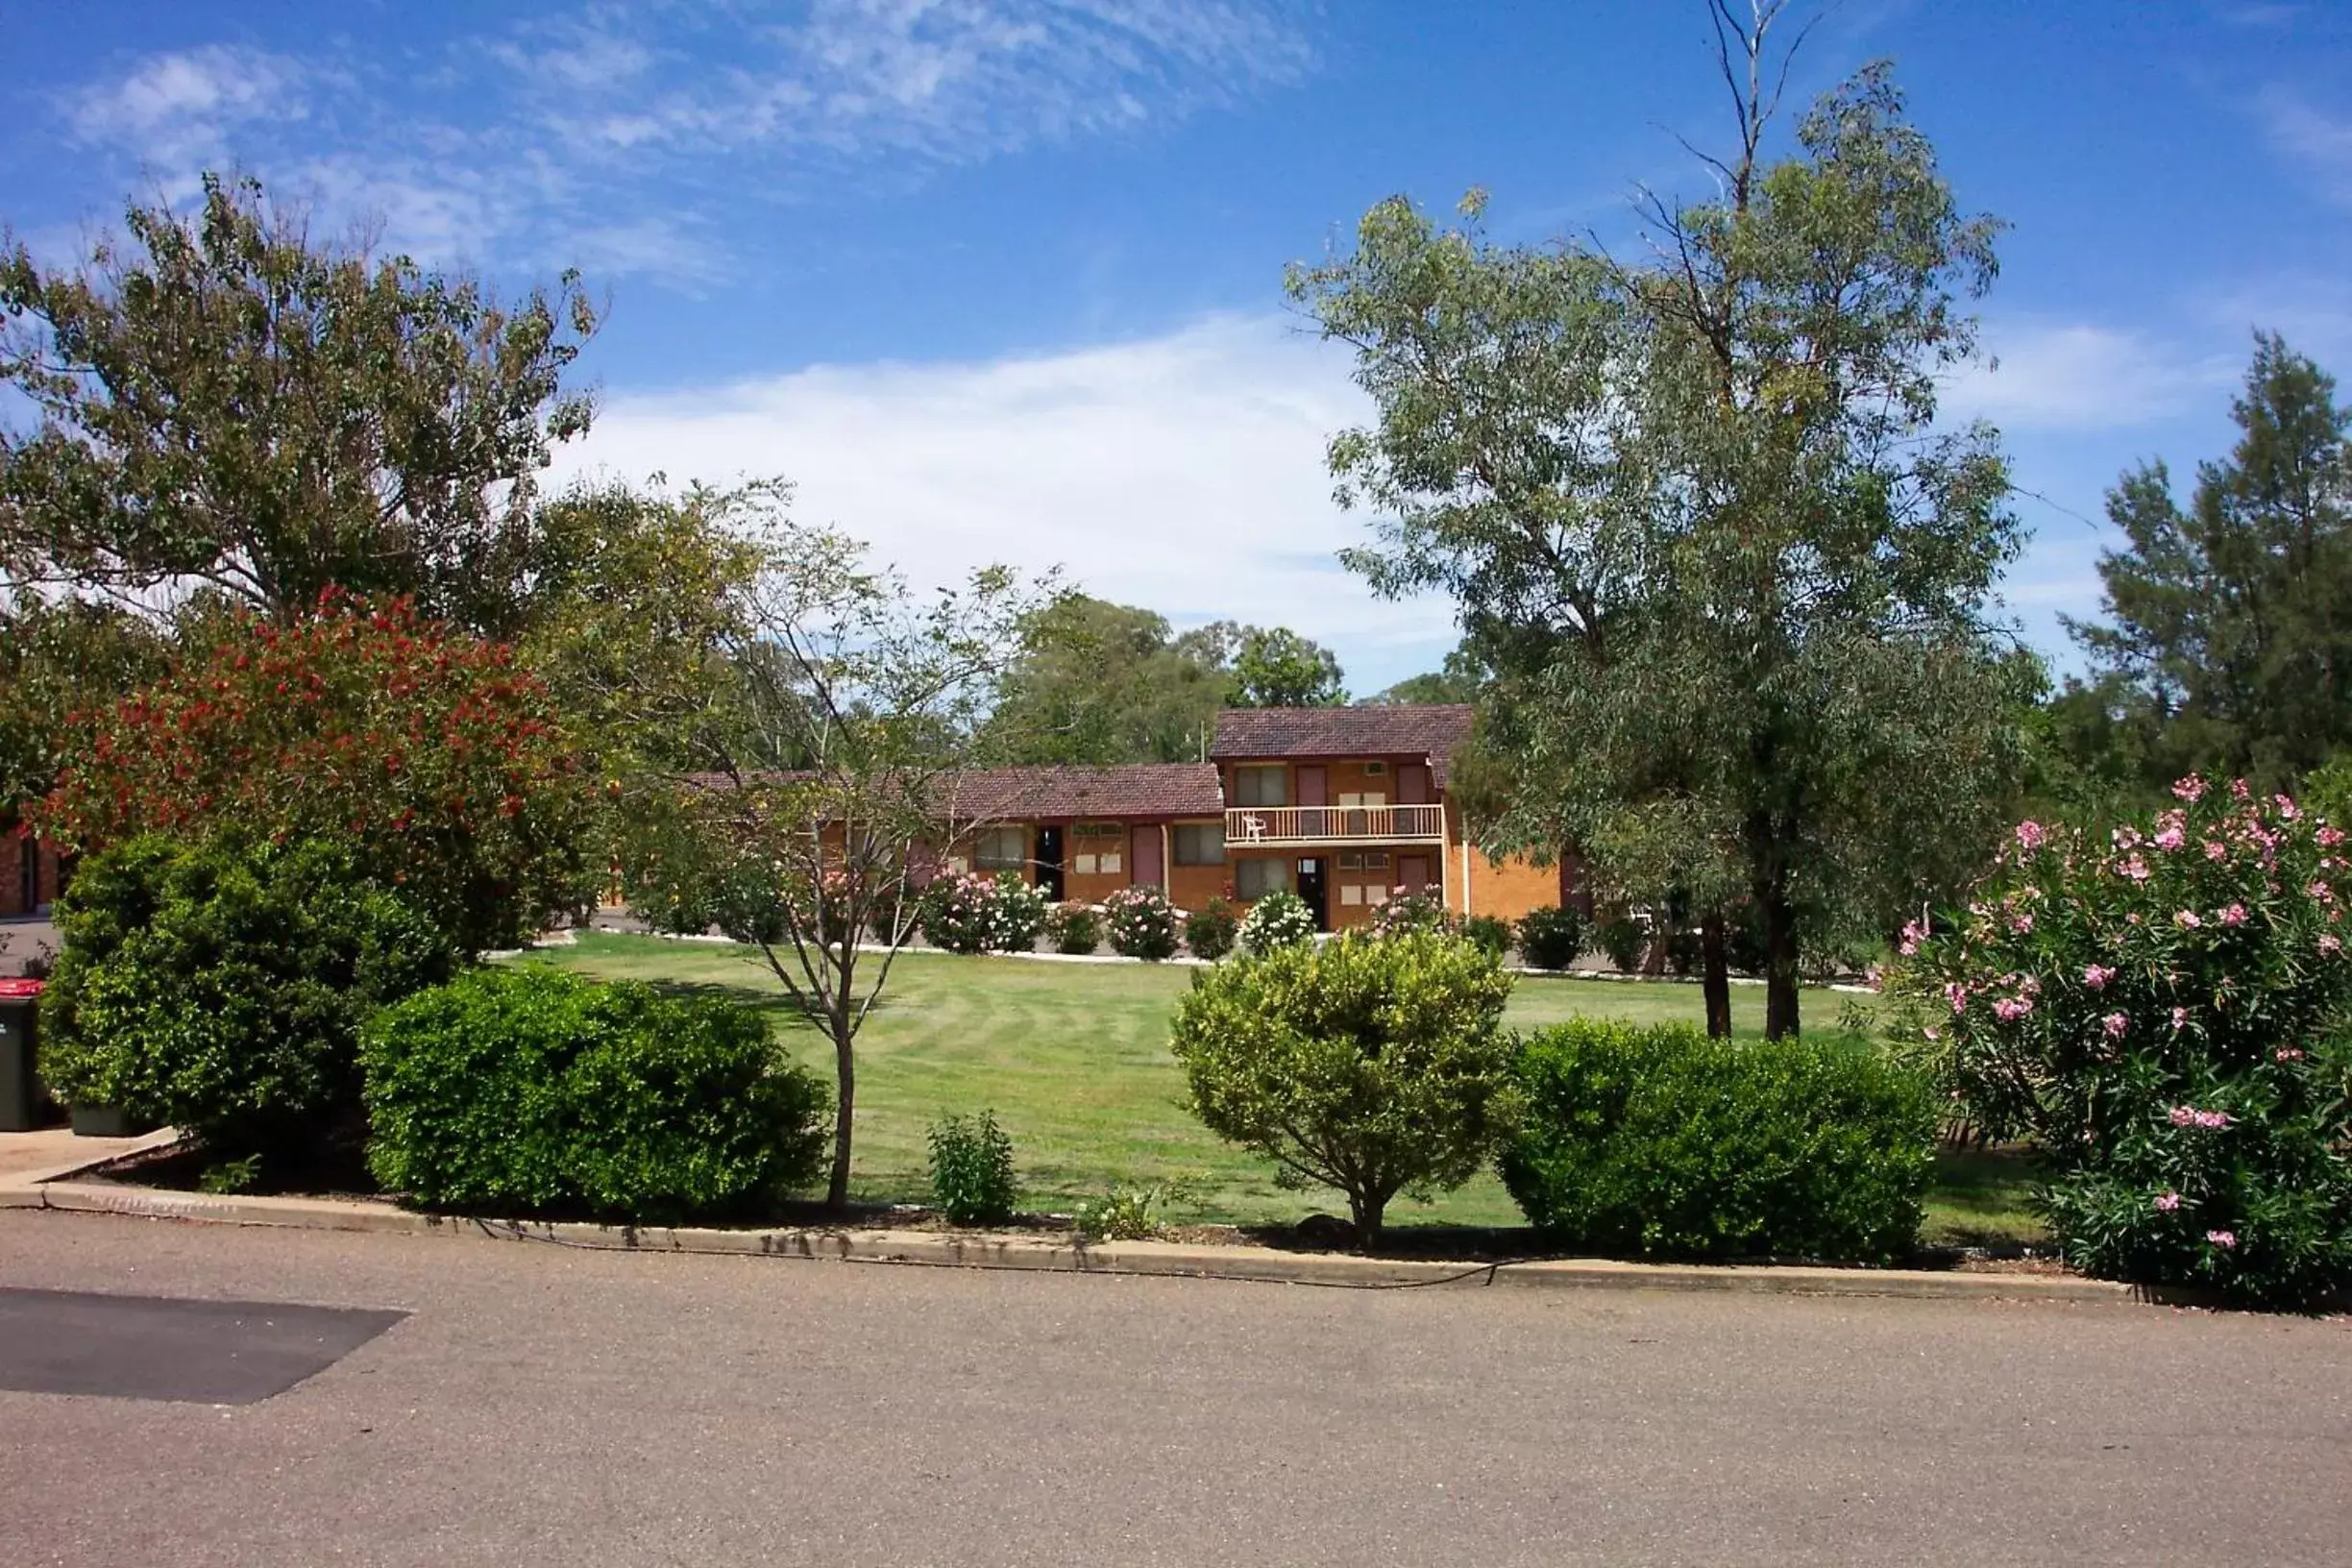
[926, 1110, 1018, 1224]
[360, 966, 829, 1220]
[1372, 886, 1452, 937]
[1596, 910, 1649, 971]
[1170, 929, 1519, 1248]
[37, 835, 457, 1182]
[1186, 895, 1240, 961]
[1499, 1019, 1937, 1263]
[1516, 906, 1584, 970]
[1102, 885, 1179, 960]
[1891, 781, 2352, 1307]
[1238, 888, 1316, 953]
[988, 873, 1049, 952]
[1044, 901, 1103, 955]
[1459, 914, 1513, 960]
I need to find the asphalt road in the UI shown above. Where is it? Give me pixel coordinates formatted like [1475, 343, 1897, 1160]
[1, 1211, 2347, 1566]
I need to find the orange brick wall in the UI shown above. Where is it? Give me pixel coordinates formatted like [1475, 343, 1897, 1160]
[1464, 846, 1564, 922]
[0, 827, 64, 916]
[1167, 862, 1227, 915]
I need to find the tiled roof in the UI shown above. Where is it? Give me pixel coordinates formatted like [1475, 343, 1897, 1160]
[933, 764, 1224, 821]
[1213, 704, 1475, 783]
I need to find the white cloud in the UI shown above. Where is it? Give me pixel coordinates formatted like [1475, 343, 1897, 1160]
[66, 44, 311, 167]
[550, 313, 1459, 684]
[1942, 320, 2231, 432]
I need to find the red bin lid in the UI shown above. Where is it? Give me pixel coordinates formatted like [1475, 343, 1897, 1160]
[0, 978, 44, 998]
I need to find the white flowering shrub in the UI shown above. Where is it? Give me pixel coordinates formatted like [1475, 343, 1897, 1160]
[1890, 776, 2352, 1307]
[1238, 889, 1316, 954]
[920, 872, 1046, 954]
[1101, 886, 1179, 960]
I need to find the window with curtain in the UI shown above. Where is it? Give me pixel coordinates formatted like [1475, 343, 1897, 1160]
[1232, 765, 1288, 807]
[1235, 857, 1290, 899]
[973, 826, 1027, 870]
[1172, 822, 1225, 865]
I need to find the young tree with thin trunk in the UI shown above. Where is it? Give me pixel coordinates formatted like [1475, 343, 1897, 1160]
[624, 492, 1059, 1209]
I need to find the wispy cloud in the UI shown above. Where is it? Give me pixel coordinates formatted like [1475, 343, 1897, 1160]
[2258, 86, 2352, 205]
[46, 3, 1315, 282]
[1942, 319, 2235, 432]
[547, 312, 1457, 686]
[65, 44, 315, 170]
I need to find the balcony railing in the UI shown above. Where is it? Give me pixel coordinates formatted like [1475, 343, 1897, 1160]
[1225, 803, 1446, 846]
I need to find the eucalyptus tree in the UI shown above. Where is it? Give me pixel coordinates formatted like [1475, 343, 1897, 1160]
[1290, 1, 2025, 1036]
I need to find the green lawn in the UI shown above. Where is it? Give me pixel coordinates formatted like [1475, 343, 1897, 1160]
[524, 932, 2045, 1247]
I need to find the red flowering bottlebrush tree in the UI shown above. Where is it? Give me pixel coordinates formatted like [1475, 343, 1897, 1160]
[38, 590, 599, 953]
[1888, 777, 2352, 1307]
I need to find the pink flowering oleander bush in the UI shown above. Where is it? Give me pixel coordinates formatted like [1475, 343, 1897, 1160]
[920, 871, 1046, 954]
[1889, 776, 2352, 1307]
[1043, 901, 1102, 956]
[1372, 886, 1453, 938]
[1101, 886, 1179, 961]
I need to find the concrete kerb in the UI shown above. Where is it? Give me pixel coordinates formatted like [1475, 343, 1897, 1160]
[2, 1142, 2134, 1307]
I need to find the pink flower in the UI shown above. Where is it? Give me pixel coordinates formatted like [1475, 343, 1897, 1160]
[2219, 903, 2248, 926]
[1992, 996, 2033, 1021]
[1898, 919, 1925, 957]
[2014, 820, 2046, 852]
[2171, 1006, 2190, 1032]
[1922, 1026, 1940, 1041]
[1946, 982, 1969, 1017]
[2168, 1105, 2233, 1130]
[2229, 778, 2251, 800]
[2153, 824, 2186, 851]
[2118, 856, 2150, 883]
[2172, 909, 2202, 929]
[2319, 826, 2346, 849]
[2307, 881, 2334, 903]
[2172, 774, 2208, 803]
[2322, 934, 2343, 956]
[2275, 1046, 2305, 1063]
[2083, 964, 2116, 990]
[2206, 1230, 2237, 1250]
[2275, 795, 2300, 821]
[2204, 840, 2227, 862]
[2155, 1190, 2182, 1213]
[2009, 913, 2035, 934]
[2102, 1012, 2128, 1039]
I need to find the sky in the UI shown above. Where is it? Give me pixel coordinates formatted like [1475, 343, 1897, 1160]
[4, 0, 2350, 695]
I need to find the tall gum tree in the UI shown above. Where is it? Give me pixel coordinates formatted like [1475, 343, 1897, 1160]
[1289, 1, 2026, 1037]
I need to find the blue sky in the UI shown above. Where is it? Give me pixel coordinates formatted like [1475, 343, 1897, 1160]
[5, 1, 2350, 694]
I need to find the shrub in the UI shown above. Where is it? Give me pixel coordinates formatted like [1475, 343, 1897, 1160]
[1238, 888, 1316, 953]
[1073, 1178, 1189, 1240]
[1517, 906, 1584, 970]
[1500, 1019, 1936, 1263]
[1044, 901, 1103, 955]
[38, 594, 599, 953]
[360, 966, 828, 1220]
[1596, 910, 1649, 971]
[37, 836, 457, 1181]
[1169, 930, 1519, 1249]
[1460, 914, 1513, 960]
[1102, 885, 1180, 960]
[1890, 781, 2352, 1307]
[927, 1110, 1018, 1225]
[1186, 894, 1240, 960]
[921, 871, 1046, 954]
[1372, 886, 1452, 937]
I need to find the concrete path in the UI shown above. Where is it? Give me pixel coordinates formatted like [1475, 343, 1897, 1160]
[1, 1210, 2346, 1566]
[0, 1128, 151, 1182]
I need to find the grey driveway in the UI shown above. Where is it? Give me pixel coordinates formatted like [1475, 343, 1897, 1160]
[0, 1210, 2345, 1566]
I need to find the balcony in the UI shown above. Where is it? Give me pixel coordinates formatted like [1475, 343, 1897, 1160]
[1225, 803, 1446, 847]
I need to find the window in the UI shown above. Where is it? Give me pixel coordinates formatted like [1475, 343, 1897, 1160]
[1363, 851, 1391, 870]
[1336, 851, 1363, 871]
[1173, 822, 1225, 866]
[1235, 857, 1290, 899]
[974, 826, 1027, 870]
[1233, 765, 1287, 807]
[1363, 761, 1387, 776]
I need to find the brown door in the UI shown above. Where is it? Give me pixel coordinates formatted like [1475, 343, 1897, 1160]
[1296, 765, 1327, 836]
[1397, 854, 1432, 895]
[1130, 824, 1164, 889]
[1397, 764, 1431, 806]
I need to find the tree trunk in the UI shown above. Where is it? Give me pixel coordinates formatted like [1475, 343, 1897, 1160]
[1701, 909, 1732, 1040]
[826, 1021, 855, 1211]
[1349, 1189, 1386, 1254]
[1759, 884, 1801, 1041]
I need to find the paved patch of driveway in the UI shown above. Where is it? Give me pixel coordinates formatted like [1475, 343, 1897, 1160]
[0, 1286, 404, 1404]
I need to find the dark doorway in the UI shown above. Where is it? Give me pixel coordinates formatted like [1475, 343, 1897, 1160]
[1296, 857, 1327, 931]
[1036, 825, 1065, 902]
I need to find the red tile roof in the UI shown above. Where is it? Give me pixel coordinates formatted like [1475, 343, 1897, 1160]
[1213, 704, 1475, 783]
[933, 764, 1224, 821]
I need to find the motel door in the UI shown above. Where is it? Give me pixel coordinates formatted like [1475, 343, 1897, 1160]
[1130, 825, 1164, 890]
[1397, 854, 1433, 896]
